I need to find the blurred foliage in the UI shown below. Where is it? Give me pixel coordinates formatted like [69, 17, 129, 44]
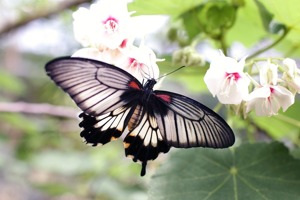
[0, 0, 300, 200]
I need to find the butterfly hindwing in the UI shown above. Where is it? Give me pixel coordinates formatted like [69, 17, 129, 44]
[152, 91, 235, 149]
[45, 57, 143, 116]
[123, 104, 170, 176]
[79, 105, 132, 146]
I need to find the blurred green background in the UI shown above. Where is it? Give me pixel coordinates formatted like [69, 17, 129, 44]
[0, 0, 152, 199]
[1, 0, 300, 199]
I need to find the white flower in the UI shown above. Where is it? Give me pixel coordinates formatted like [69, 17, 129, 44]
[246, 86, 294, 116]
[71, 47, 124, 64]
[72, 42, 161, 83]
[204, 52, 250, 104]
[116, 42, 161, 82]
[259, 61, 278, 85]
[246, 62, 294, 116]
[72, 0, 133, 50]
[71, 0, 162, 83]
[282, 58, 300, 93]
[172, 46, 205, 66]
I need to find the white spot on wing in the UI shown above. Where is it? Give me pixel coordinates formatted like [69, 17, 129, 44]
[127, 112, 163, 147]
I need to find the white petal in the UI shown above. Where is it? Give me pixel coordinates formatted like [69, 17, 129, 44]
[246, 97, 264, 116]
[283, 58, 297, 77]
[293, 77, 300, 92]
[257, 99, 272, 116]
[272, 86, 295, 111]
[72, 0, 132, 50]
[246, 86, 270, 101]
[259, 62, 278, 85]
[246, 86, 271, 115]
[269, 63, 278, 85]
[237, 56, 247, 70]
[217, 84, 243, 104]
[204, 68, 224, 96]
[72, 48, 103, 60]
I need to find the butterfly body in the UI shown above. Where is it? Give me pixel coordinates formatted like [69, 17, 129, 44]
[45, 57, 235, 176]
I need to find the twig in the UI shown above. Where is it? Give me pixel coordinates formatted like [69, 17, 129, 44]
[0, 0, 91, 36]
[0, 102, 79, 118]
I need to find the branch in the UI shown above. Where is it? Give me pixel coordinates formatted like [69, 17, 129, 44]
[0, 0, 91, 36]
[0, 102, 79, 118]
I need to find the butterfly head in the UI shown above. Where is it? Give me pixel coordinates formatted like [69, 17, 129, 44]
[143, 78, 157, 90]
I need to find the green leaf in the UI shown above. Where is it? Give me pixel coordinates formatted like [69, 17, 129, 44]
[227, 0, 267, 46]
[232, 0, 246, 7]
[254, 0, 274, 32]
[179, 1, 237, 40]
[128, 0, 204, 17]
[149, 142, 300, 200]
[256, 0, 300, 28]
[255, 0, 300, 56]
[199, 2, 236, 37]
[181, 8, 202, 42]
[291, 148, 300, 160]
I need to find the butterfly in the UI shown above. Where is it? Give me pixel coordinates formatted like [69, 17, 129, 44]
[45, 57, 235, 176]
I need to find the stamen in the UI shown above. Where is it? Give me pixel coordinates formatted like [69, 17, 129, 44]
[103, 16, 119, 33]
[225, 72, 241, 81]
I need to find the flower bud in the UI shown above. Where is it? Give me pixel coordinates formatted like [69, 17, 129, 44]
[172, 46, 205, 67]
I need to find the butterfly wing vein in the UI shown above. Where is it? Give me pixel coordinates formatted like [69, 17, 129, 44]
[45, 57, 142, 116]
[153, 91, 234, 148]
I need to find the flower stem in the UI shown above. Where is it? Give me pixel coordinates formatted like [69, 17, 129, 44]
[219, 31, 227, 56]
[213, 102, 223, 113]
[275, 114, 300, 128]
[246, 28, 291, 60]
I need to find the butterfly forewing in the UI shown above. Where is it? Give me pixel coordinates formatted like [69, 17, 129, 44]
[45, 57, 142, 116]
[152, 91, 234, 148]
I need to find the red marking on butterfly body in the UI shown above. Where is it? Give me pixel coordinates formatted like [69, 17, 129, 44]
[129, 81, 141, 90]
[156, 94, 172, 103]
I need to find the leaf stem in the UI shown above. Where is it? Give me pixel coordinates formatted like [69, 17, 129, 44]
[246, 28, 291, 60]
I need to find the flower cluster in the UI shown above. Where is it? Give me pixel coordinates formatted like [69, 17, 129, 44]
[204, 52, 299, 116]
[72, 0, 161, 82]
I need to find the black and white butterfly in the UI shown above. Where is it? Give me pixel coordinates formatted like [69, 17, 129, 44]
[45, 57, 234, 176]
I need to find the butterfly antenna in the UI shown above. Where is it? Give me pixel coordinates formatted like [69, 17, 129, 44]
[148, 53, 155, 79]
[138, 53, 155, 80]
[140, 65, 151, 80]
[157, 65, 186, 80]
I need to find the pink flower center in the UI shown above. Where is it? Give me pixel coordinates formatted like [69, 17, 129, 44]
[129, 58, 143, 68]
[267, 87, 275, 102]
[225, 72, 241, 81]
[120, 39, 127, 48]
[103, 16, 119, 33]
